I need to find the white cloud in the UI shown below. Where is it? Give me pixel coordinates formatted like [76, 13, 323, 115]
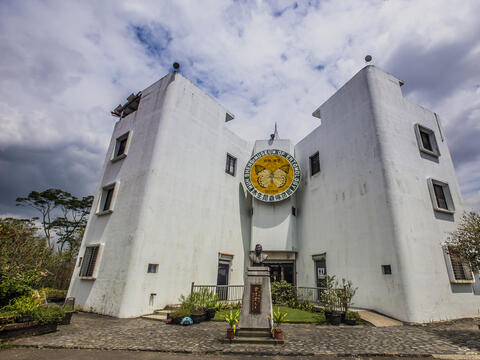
[0, 0, 479, 215]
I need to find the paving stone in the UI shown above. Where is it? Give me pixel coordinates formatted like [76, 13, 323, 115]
[9, 312, 480, 356]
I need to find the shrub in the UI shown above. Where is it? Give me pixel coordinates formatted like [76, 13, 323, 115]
[33, 306, 65, 324]
[41, 288, 67, 299]
[337, 278, 357, 314]
[0, 265, 42, 307]
[1, 292, 42, 317]
[345, 311, 361, 324]
[296, 300, 315, 312]
[271, 280, 297, 306]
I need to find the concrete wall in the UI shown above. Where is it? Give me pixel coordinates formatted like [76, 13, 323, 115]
[294, 66, 407, 320]
[69, 72, 252, 317]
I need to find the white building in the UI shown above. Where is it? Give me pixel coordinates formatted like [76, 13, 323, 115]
[68, 65, 480, 323]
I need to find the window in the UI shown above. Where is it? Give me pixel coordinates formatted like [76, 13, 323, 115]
[225, 154, 236, 176]
[381, 265, 392, 275]
[291, 206, 296, 216]
[443, 246, 474, 283]
[427, 178, 455, 214]
[415, 124, 440, 157]
[309, 152, 320, 176]
[147, 264, 158, 273]
[112, 131, 131, 161]
[97, 183, 117, 215]
[79, 245, 100, 278]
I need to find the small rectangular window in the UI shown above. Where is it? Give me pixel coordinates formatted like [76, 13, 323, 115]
[225, 154, 236, 176]
[309, 152, 320, 176]
[415, 124, 440, 157]
[147, 264, 158, 273]
[427, 178, 455, 214]
[291, 207, 296, 216]
[80, 245, 100, 277]
[112, 131, 131, 161]
[381, 265, 392, 275]
[97, 183, 117, 215]
[444, 246, 474, 283]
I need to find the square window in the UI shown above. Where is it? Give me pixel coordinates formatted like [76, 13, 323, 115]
[112, 131, 131, 161]
[381, 265, 392, 275]
[80, 245, 100, 278]
[225, 154, 236, 176]
[427, 179, 455, 214]
[291, 206, 296, 216]
[415, 124, 440, 157]
[147, 264, 158, 273]
[443, 246, 474, 283]
[309, 152, 320, 176]
[97, 183, 117, 215]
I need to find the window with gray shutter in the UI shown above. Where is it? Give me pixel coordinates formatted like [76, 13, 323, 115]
[80, 245, 100, 277]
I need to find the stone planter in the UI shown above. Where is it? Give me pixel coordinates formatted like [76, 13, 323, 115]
[0, 321, 57, 341]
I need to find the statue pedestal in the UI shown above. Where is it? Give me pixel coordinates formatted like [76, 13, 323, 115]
[239, 266, 273, 330]
[222, 266, 284, 344]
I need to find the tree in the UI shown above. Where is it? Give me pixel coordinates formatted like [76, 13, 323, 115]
[16, 189, 93, 253]
[445, 211, 480, 273]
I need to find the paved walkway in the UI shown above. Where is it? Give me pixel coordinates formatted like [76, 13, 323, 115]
[8, 313, 480, 357]
[357, 310, 404, 327]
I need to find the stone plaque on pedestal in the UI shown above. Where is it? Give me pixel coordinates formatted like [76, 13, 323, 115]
[239, 266, 273, 330]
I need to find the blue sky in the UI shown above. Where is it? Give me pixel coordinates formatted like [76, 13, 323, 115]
[0, 0, 479, 217]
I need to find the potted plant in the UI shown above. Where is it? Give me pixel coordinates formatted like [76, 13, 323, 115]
[268, 307, 287, 340]
[320, 276, 339, 324]
[344, 311, 361, 326]
[60, 306, 75, 325]
[224, 309, 240, 339]
[338, 278, 357, 323]
[204, 291, 219, 320]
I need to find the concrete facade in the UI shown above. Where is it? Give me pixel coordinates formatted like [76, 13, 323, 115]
[68, 66, 479, 322]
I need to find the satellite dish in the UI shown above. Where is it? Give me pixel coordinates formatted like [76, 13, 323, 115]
[365, 55, 372, 63]
[173, 62, 180, 70]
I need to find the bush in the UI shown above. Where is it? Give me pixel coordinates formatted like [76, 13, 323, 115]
[271, 280, 297, 306]
[345, 311, 361, 324]
[41, 288, 67, 299]
[296, 300, 315, 312]
[1, 292, 43, 317]
[33, 306, 65, 324]
[0, 266, 42, 307]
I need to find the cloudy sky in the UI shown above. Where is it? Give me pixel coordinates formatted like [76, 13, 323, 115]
[0, 0, 479, 218]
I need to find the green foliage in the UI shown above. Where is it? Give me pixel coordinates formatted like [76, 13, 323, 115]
[445, 211, 480, 273]
[179, 289, 219, 313]
[2, 292, 43, 317]
[320, 276, 340, 312]
[345, 311, 361, 323]
[0, 265, 42, 308]
[33, 306, 66, 324]
[224, 309, 240, 333]
[41, 288, 67, 299]
[337, 278, 357, 313]
[296, 300, 315, 312]
[271, 280, 297, 306]
[268, 307, 288, 329]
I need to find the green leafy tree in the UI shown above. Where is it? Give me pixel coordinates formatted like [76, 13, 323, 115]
[16, 189, 93, 254]
[445, 211, 480, 273]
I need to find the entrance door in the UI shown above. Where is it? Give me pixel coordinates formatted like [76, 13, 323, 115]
[315, 259, 326, 301]
[216, 262, 229, 300]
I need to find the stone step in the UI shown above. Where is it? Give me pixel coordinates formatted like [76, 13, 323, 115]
[236, 329, 272, 338]
[221, 336, 284, 345]
[154, 309, 170, 315]
[141, 313, 166, 321]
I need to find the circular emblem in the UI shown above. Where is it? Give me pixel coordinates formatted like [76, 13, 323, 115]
[244, 149, 301, 202]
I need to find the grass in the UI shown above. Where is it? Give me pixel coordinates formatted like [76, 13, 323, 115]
[213, 305, 326, 324]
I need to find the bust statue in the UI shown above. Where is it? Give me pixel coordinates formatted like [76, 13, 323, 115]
[249, 244, 268, 266]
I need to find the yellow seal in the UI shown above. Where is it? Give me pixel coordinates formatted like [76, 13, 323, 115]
[244, 149, 301, 202]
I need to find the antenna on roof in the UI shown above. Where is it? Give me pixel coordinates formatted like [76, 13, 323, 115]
[270, 122, 279, 140]
[365, 55, 372, 64]
[173, 62, 180, 71]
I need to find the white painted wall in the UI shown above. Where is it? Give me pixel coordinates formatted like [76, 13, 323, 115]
[69, 72, 252, 317]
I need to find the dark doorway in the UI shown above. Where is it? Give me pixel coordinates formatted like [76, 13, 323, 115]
[216, 262, 229, 300]
[315, 258, 327, 300]
[266, 263, 294, 284]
